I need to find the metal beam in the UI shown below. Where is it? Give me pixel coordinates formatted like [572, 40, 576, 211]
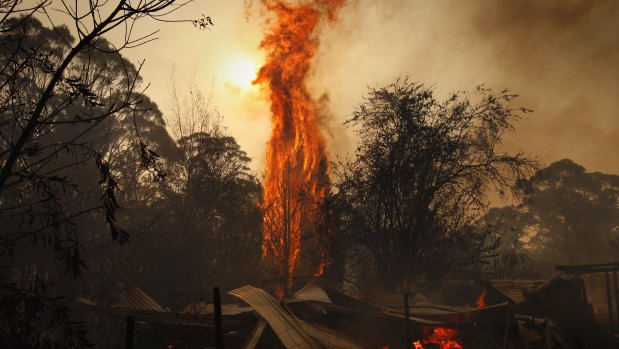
[556, 262, 619, 274]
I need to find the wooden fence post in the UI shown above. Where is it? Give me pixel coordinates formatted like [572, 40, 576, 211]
[404, 292, 410, 349]
[125, 315, 134, 349]
[605, 272, 614, 331]
[614, 270, 619, 333]
[214, 287, 225, 349]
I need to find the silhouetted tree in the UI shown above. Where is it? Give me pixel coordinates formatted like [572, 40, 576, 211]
[475, 207, 534, 279]
[166, 79, 223, 237]
[488, 159, 619, 265]
[0, 1, 207, 347]
[334, 79, 536, 292]
[139, 80, 264, 296]
[170, 131, 262, 292]
[71, 93, 178, 305]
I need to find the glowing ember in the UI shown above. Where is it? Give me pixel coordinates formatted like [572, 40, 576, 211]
[426, 328, 463, 349]
[415, 327, 464, 349]
[475, 288, 488, 308]
[256, 0, 345, 296]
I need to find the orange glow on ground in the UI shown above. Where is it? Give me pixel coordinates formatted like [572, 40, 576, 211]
[426, 328, 463, 349]
[415, 327, 463, 349]
[476, 288, 488, 308]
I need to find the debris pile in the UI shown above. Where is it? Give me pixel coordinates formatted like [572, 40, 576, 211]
[77, 263, 619, 348]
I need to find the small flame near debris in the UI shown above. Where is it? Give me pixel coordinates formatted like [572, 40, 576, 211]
[413, 327, 464, 349]
[383, 327, 463, 349]
[425, 328, 463, 349]
[475, 288, 488, 309]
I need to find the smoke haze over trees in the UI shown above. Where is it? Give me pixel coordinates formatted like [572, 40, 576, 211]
[1, 1, 618, 348]
[312, 0, 619, 177]
[480, 159, 619, 267]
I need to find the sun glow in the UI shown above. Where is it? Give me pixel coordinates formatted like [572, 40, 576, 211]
[227, 59, 259, 89]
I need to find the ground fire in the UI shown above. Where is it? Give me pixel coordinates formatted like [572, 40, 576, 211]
[256, 0, 345, 297]
[420, 327, 463, 349]
[475, 288, 487, 309]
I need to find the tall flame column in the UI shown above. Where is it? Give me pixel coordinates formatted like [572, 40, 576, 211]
[255, 0, 344, 297]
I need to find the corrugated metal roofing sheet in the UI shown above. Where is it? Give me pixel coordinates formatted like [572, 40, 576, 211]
[229, 285, 322, 349]
[292, 283, 331, 304]
[112, 287, 168, 312]
[180, 301, 254, 316]
[489, 279, 548, 303]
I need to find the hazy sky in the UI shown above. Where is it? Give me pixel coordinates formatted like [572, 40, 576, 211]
[44, 0, 619, 175]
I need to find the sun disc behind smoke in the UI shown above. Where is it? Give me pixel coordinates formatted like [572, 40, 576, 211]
[226, 59, 259, 90]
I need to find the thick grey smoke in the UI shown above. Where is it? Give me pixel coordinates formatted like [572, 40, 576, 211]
[312, 0, 619, 174]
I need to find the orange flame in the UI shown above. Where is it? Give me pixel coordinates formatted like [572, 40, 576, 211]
[414, 327, 463, 349]
[426, 328, 463, 349]
[256, 0, 345, 296]
[475, 288, 487, 309]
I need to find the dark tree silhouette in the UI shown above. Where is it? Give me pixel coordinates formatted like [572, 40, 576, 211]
[0, 1, 207, 347]
[0, 1, 207, 267]
[171, 131, 262, 289]
[475, 206, 534, 279]
[487, 159, 619, 265]
[334, 79, 537, 292]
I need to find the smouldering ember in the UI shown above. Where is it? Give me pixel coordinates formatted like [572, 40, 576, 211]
[256, 0, 345, 297]
[475, 288, 488, 309]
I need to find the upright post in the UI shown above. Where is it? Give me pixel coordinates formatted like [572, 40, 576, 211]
[125, 316, 135, 349]
[614, 270, 619, 333]
[605, 272, 614, 331]
[404, 292, 410, 349]
[502, 304, 511, 349]
[214, 287, 225, 349]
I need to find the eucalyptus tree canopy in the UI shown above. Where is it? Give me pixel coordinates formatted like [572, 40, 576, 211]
[334, 79, 536, 291]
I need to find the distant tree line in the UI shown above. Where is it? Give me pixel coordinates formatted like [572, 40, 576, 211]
[480, 159, 619, 271]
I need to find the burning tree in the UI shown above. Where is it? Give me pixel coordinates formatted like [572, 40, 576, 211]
[255, 0, 345, 297]
[334, 79, 537, 292]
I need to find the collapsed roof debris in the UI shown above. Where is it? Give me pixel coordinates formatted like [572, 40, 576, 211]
[76, 267, 619, 348]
